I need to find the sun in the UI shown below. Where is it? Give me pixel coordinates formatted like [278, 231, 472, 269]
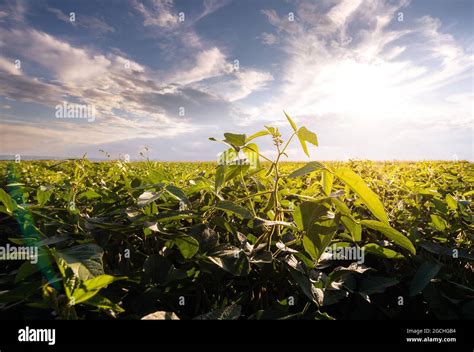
[316, 59, 403, 122]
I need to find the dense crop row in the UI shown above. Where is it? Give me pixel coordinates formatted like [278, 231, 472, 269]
[0, 118, 472, 320]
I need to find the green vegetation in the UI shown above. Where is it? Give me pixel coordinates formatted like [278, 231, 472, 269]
[0, 114, 472, 320]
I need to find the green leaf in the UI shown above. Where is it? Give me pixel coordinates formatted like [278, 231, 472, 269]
[217, 148, 237, 166]
[155, 211, 196, 222]
[298, 127, 318, 146]
[430, 214, 447, 231]
[294, 202, 327, 232]
[362, 243, 404, 259]
[288, 268, 321, 304]
[297, 127, 318, 157]
[289, 161, 325, 178]
[172, 235, 199, 259]
[360, 220, 416, 255]
[243, 143, 260, 169]
[340, 216, 361, 242]
[265, 125, 277, 136]
[0, 189, 18, 215]
[56, 244, 104, 280]
[54, 255, 78, 298]
[321, 170, 334, 196]
[207, 244, 250, 276]
[303, 219, 337, 261]
[359, 276, 399, 294]
[295, 202, 336, 260]
[72, 274, 124, 305]
[36, 187, 52, 206]
[84, 294, 124, 316]
[215, 165, 225, 192]
[165, 185, 191, 208]
[216, 200, 253, 219]
[246, 130, 269, 143]
[137, 191, 162, 207]
[445, 194, 457, 210]
[419, 242, 474, 261]
[333, 168, 389, 224]
[249, 250, 273, 264]
[79, 189, 101, 200]
[225, 164, 249, 182]
[409, 262, 442, 296]
[224, 133, 246, 147]
[15, 261, 40, 283]
[284, 111, 297, 132]
[331, 198, 351, 216]
[302, 233, 319, 260]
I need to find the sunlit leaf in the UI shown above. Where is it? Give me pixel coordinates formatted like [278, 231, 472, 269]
[321, 170, 334, 196]
[362, 243, 404, 259]
[430, 214, 447, 231]
[297, 127, 318, 157]
[334, 168, 389, 224]
[224, 133, 246, 147]
[56, 244, 104, 280]
[360, 220, 416, 255]
[172, 235, 199, 259]
[246, 130, 269, 143]
[289, 161, 325, 178]
[284, 111, 297, 132]
[445, 194, 457, 210]
[216, 200, 253, 219]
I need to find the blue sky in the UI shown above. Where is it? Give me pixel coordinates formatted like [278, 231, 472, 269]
[0, 0, 472, 161]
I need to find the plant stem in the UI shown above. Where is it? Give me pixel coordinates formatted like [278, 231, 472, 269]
[280, 132, 297, 156]
[267, 132, 297, 247]
[240, 168, 256, 216]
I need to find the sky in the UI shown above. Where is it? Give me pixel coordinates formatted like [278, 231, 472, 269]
[0, 0, 472, 161]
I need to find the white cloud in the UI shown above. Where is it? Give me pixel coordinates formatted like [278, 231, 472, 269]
[327, 0, 362, 27]
[258, 0, 473, 131]
[48, 7, 115, 34]
[0, 56, 21, 75]
[170, 47, 231, 85]
[132, 0, 178, 28]
[47, 7, 69, 22]
[0, 25, 263, 156]
[0, 0, 27, 22]
[0, 118, 197, 156]
[261, 32, 279, 45]
[212, 69, 274, 102]
[1, 0, 471, 160]
[195, 0, 231, 22]
[0, 29, 113, 82]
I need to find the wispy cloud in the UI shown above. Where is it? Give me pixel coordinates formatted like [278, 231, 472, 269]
[260, 32, 279, 45]
[255, 0, 473, 131]
[132, 0, 178, 28]
[0, 0, 27, 22]
[0, 0, 268, 156]
[0, 0, 472, 160]
[47, 7, 115, 34]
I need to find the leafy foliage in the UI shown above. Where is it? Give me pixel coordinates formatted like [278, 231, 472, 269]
[0, 112, 472, 320]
